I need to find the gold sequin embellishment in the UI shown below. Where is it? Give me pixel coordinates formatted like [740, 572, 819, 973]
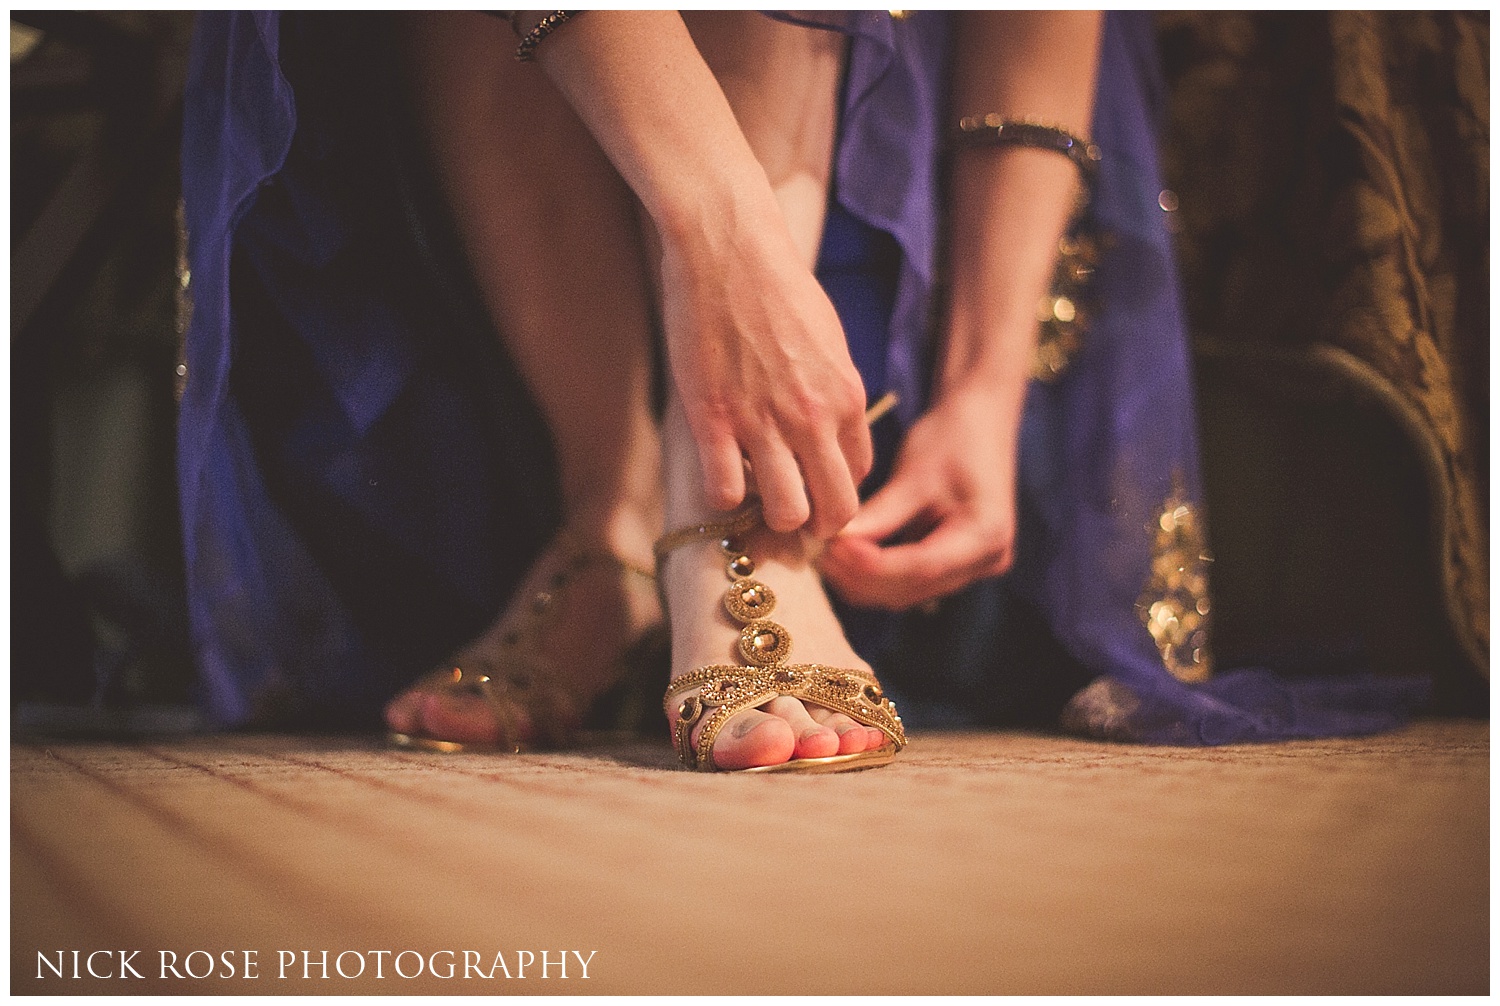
[1034, 229, 1106, 381]
[1135, 472, 1214, 683]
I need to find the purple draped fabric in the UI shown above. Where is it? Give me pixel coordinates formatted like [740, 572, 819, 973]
[178, 12, 1427, 740]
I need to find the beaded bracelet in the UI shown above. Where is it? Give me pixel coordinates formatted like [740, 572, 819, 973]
[515, 10, 581, 62]
[954, 114, 1101, 190]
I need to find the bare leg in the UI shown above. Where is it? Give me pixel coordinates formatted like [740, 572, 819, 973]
[384, 12, 662, 744]
[384, 12, 884, 762]
[680, 11, 843, 262]
[660, 14, 886, 767]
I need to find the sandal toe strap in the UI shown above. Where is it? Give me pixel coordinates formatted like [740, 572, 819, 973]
[664, 664, 907, 771]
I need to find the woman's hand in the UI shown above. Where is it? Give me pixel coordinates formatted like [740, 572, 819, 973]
[518, 12, 868, 537]
[819, 385, 1020, 609]
[656, 201, 872, 538]
[818, 11, 1102, 605]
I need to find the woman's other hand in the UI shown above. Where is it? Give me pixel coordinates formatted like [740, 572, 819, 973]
[820, 385, 1019, 609]
[820, 11, 1102, 607]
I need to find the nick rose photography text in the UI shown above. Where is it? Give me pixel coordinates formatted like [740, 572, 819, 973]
[37, 949, 598, 980]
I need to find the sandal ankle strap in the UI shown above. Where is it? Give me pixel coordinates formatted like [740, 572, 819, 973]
[652, 392, 899, 563]
[652, 503, 763, 562]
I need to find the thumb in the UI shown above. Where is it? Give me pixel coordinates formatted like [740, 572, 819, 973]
[841, 468, 928, 542]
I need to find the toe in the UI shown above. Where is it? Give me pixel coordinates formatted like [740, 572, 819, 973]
[384, 689, 423, 733]
[419, 692, 513, 747]
[700, 708, 796, 770]
[807, 708, 875, 754]
[764, 696, 840, 759]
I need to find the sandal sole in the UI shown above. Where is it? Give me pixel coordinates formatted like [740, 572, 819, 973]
[733, 741, 898, 774]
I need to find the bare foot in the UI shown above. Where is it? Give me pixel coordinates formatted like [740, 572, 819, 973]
[384, 512, 662, 749]
[660, 518, 891, 770]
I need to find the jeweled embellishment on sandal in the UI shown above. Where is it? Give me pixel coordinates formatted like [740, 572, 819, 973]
[724, 579, 775, 621]
[821, 674, 859, 697]
[738, 620, 791, 666]
[700, 676, 746, 704]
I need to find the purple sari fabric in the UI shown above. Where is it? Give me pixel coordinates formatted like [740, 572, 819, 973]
[178, 12, 1426, 739]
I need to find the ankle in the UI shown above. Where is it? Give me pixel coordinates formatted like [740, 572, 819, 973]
[658, 503, 867, 679]
[659, 504, 817, 574]
[565, 496, 663, 568]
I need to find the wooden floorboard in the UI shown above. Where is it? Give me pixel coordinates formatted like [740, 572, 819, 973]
[11, 720, 1488, 994]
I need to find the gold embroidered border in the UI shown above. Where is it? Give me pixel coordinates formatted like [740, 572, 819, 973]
[1136, 472, 1214, 683]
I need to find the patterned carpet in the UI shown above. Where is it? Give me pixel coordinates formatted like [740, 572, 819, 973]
[12, 719, 1487, 994]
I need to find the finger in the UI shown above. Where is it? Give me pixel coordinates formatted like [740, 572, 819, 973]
[820, 533, 913, 607]
[820, 531, 884, 582]
[874, 521, 996, 597]
[978, 546, 1015, 580]
[695, 423, 747, 512]
[830, 519, 1005, 609]
[745, 433, 810, 532]
[841, 410, 875, 485]
[798, 429, 861, 539]
[839, 468, 930, 542]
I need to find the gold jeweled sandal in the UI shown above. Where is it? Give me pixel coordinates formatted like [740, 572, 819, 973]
[656, 503, 907, 773]
[389, 533, 663, 754]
